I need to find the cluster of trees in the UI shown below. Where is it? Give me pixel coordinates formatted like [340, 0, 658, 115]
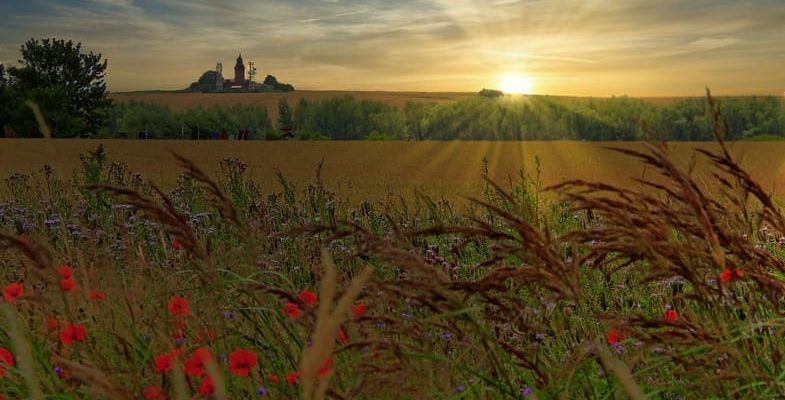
[0, 38, 111, 138]
[100, 101, 277, 139]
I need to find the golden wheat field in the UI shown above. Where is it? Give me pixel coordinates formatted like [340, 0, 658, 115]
[1, 139, 785, 203]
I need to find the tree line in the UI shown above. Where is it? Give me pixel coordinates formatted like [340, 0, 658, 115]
[215, 94, 785, 141]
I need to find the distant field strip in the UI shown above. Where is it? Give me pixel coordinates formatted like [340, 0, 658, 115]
[1, 140, 785, 202]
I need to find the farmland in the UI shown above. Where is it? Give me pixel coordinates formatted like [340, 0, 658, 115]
[3, 135, 785, 398]
[2, 139, 785, 203]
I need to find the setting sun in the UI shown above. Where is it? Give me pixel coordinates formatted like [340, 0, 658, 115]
[499, 75, 535, 94]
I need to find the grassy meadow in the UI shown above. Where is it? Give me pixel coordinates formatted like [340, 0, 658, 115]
[2, 133, 785, 399]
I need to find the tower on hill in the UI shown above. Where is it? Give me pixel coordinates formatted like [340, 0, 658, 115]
[234, 54, 245, 85]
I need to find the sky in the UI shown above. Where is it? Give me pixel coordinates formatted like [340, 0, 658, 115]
[1, 0, 784, 96]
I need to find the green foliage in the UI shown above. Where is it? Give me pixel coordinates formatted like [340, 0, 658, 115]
[114, 101, 178, 138]
[98, 95, 785, 141]
[2, 38, 111, 137]
[277, 98, 293, 130]
[197, 70, 219, 85]
[263, 75, 294, 92]
[99, 102, 275, 139]
[479, 88, 504, 98]
[186, 70, 220, 92]
[293, 96, 404, 140]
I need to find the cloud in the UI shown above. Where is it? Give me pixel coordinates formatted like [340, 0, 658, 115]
[0, 0, 782, 95]
[687, 37, 741, 51]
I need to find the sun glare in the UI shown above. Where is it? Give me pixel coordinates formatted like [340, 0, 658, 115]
[499, 74, 534, 94]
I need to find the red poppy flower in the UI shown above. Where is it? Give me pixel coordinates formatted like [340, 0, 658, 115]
[317, 357, 333, 378]
[89, 289, 107, 301]
[155, 350, 180, 374]
[0, 347, 14, 367]
[184, 347, 214, 377]
[198, 375, 215, 395]
[298, 290, 318, 306]
[664, 309, 678, 322]
[167, 296, 190, 317]
[3, 283, 23, 303]
[46, 316, 59, 331]
[352, 303, 367, 319]
[283, 302, 301, 319]
[719, 268, 744, 284]
[56, 265, 73, 279]
[59, 323, 86, 346]
[0, 366, 4, 379]
[228, 348, 257, 377]
[285, 371, 300, 385]
[337, 329, 349, 345]
[606, 328, 624, 345]
[60, 278, 77, 292]
[172, 238, 182, 250]
[142, 384, 165, 400]
[267, 373, 279, 383]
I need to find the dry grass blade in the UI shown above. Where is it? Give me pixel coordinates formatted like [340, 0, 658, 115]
[24, 100, 51, 138]
[205, 359, 228, 400]
[300, 248, 373, 400]
[594, 342, 648, 400]
[1, 303, 44, 400]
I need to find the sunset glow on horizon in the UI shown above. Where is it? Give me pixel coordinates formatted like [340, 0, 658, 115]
[1, 0, 784, 96]
[499, 74, 535, 94]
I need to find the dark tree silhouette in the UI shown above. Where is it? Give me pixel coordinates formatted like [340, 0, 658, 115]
[6, 38, 112, 137]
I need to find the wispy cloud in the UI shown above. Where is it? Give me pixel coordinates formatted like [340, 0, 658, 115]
[300, 8, 369, 23]
[482, 50, 598, 64]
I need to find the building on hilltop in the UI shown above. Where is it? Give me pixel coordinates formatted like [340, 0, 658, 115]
[186, 53, 294, 93]
[225, 53, 249, 90]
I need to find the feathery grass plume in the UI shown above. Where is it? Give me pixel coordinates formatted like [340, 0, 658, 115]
[84, 184, 207, 260]
[0, 232, 53, 271]
[300, 248, 373, 400]
[170, 151, 242, 228]
[51, 355, 132, 399]
[0, 303, 44, 400]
